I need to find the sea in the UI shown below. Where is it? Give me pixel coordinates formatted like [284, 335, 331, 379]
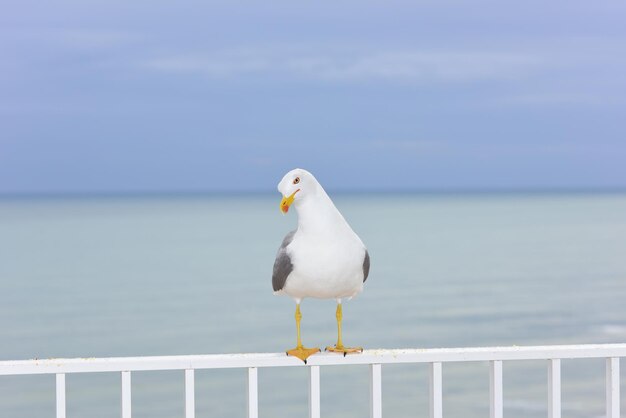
[1, 192, 625, 418]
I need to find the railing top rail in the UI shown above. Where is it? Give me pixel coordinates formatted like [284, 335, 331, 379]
[2, 343, 625, 376]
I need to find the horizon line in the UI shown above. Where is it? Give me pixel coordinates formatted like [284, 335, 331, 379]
[1, 186, 626, 200]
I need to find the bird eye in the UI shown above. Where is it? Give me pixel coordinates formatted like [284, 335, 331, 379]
[293, 177, 300, 185]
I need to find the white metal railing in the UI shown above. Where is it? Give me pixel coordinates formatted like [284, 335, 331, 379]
[0, 343, 624, 418]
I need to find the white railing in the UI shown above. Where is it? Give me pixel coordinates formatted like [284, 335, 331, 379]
[1, 343, 624, 418]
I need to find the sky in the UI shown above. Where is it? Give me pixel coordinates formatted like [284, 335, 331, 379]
[1, 1, 625, 194]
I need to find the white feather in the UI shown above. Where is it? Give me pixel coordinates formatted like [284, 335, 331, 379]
[276, 169, 368, 300]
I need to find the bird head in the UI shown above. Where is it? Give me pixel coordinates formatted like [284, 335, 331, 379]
[277, 168, 316, 214]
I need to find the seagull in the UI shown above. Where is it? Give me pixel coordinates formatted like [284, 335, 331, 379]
[272, 168, 370, 363]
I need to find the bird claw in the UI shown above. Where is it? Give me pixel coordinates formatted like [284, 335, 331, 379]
[286, 346, 320, 363]
[325, 345, 364, 356]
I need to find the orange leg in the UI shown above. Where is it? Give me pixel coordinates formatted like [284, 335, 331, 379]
[286, 304, 320, 363]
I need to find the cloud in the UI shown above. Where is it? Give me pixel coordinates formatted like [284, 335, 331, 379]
[145, 52, 271, 77]
[292, 51, 540, 82]
[367, 139, 446, 153]
[365, 138, 622, 160]
[494, 92, 626, 107]
[140, 48, 542, 83]
[56, 30, 143, 49]
[8, 28, 144, 50]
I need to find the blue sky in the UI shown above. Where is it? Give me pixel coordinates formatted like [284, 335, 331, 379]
[1, 1, 625, 193]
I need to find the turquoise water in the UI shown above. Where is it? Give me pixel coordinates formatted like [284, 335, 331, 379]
[1, 193, 625, 418]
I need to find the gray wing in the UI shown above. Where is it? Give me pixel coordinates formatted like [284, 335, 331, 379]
[362, 250, 370, 283]
[272, 230, 296, 291]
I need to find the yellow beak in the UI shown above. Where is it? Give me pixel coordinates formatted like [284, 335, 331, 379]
[280, 189, 300, 213]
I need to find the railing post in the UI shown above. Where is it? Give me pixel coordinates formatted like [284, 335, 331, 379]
[247, 367, 258, 418]
[547, 359, 561, 418]
[121, 371, 132, 418]
[309, 366, 320, 418]
[606, 357, 620, 418]
[489, 360, 503, 418]
[429, 362, 443, 418]
[185, 369, 195, 418]
[370, 364, 382, 418]
[56, 373, 66, 418]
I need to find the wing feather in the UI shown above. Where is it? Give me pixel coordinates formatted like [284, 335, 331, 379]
[272, 230, 296, 291]
[362, 250, 370, 283]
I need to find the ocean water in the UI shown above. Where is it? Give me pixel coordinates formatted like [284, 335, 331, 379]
[1, 192, 625, 418]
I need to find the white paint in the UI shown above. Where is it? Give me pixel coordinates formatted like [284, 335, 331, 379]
[121, 371, 131, 418]
[0, 344, 622, 418]
[429, 362, 443, 418]
[56, 373, 65, 418]
[247, 367, 258, 418]
[547, 359, 561, 418]
[606, 357, 620, 418]
[370, 364, 382, 418]
[309, 366, 320, 418]
[489, 360, 502, 418]
[2, 344, 625, 375]
[185, 369, 194, 418]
